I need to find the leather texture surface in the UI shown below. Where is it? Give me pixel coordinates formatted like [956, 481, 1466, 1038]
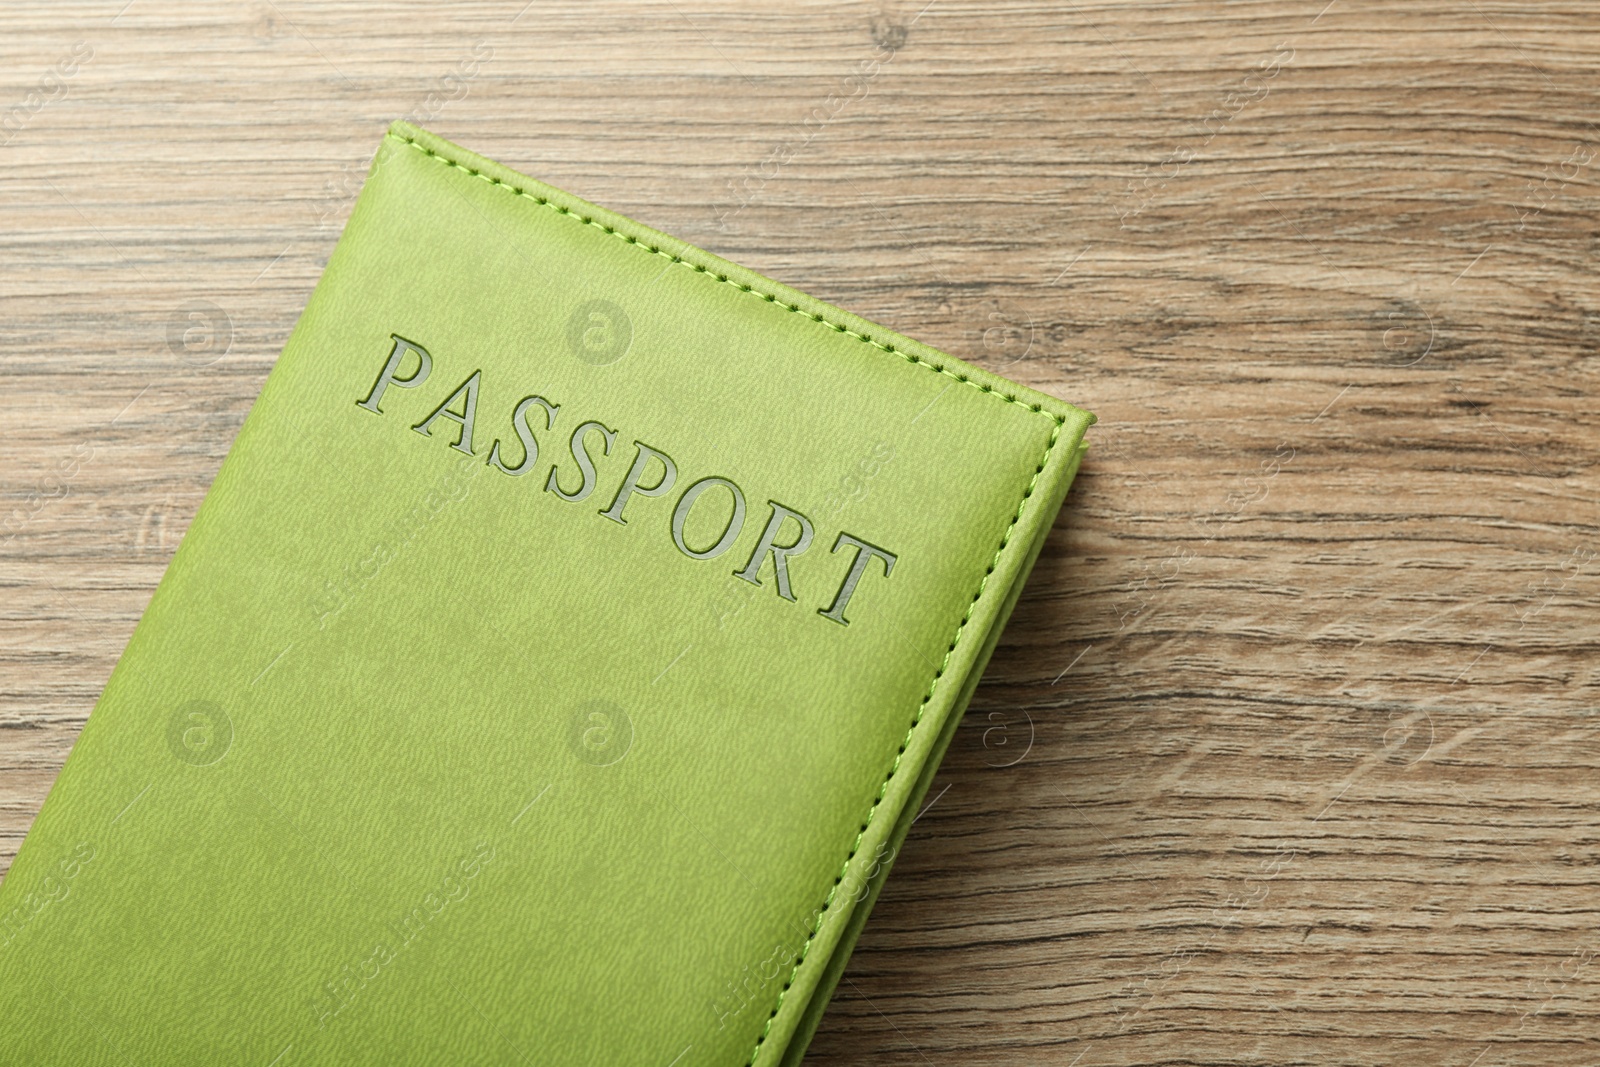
[0, 121, 1093, 1066]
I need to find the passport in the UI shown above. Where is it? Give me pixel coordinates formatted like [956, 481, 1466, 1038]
[0, 121, 1094, 1066]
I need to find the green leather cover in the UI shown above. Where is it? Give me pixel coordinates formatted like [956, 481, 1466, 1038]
[0, 122, 1093, 1066]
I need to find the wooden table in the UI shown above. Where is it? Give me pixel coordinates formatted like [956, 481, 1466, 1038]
[4, 2, 1597, 1062]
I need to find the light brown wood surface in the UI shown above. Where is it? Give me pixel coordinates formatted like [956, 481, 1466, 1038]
[3, 1, 1599, 1063]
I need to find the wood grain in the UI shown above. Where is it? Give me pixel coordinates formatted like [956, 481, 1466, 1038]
[3, 1, 1599, 1063]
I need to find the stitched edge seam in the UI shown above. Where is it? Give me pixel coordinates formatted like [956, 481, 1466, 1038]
[381, 130, 1070, 1063]
[384, 132, 1065, 429]
[745, 417, 1061, 1064]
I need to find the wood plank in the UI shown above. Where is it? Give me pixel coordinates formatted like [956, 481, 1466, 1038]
[2, 1, 1597, 1062]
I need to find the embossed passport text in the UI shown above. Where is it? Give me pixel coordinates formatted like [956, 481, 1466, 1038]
[0, 122, 1093, 1067]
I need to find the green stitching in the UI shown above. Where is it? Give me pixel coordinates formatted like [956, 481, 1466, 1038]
[744, 418, 1060, 1064]
[381, 129, 1067, 1064]
[383, 132, 1064, 428]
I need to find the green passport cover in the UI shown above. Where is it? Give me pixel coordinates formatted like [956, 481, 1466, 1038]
[0, 122, 1093, 1066]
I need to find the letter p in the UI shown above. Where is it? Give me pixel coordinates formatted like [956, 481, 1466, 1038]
[357, 335, 433, 414]
[599, 441, 677, 525]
